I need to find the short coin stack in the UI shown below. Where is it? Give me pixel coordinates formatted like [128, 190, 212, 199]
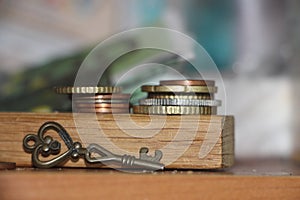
[54, 86, 131, 114]
[133, 80, 221, 115]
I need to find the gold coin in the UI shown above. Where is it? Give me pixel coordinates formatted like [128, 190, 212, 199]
[54, 86, 122, 94]
[160, 80, 215, 86]
[141, 85, 217, 93]
[132, 105, 217, 115]
[148, 93, 214, 100]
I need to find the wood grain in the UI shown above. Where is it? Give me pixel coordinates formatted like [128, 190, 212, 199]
[0, 169, 299, 200]
[0, 112, 234, 169]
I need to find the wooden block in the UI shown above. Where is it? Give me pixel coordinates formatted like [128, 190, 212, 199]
[0, 112, 234, 169]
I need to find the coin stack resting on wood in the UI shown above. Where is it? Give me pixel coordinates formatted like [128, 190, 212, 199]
[133, 80, 221, 115]
[54, 86, 131, 113]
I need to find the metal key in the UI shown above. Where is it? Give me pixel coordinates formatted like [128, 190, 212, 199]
[23, 121, 164, 171]
[86, 144, 164, 170]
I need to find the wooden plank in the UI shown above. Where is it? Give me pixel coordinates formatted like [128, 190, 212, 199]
[0, 169, 299, 200]
[0, 112, 234, 169]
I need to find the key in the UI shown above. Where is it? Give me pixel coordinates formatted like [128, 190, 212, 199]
[23, 121, 164, 171]
[86, 144, 164, 171]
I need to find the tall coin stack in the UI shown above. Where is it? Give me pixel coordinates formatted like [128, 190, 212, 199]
[133, 80, 221, 115]
[54, 86, 131, 114]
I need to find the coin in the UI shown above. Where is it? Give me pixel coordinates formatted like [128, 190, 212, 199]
[148, 93, 214, 100]
[75, 107, 129, 113]
[160, 80, 215, 86]
[75, 103, 129, 108]
[133, 105, 217, 115]
[141, 85, 217, 93]
[139, 98, 222, 106]
[0, 162, 16, 170]
[72, 94, 131, 100]
[54, 86, 122, 94]
[73, 99, 129, 104]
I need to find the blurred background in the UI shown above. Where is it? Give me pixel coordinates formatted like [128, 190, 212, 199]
[0, 0, 299, 161]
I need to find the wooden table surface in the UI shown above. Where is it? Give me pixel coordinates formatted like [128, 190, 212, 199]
[0, 158, 299, 200]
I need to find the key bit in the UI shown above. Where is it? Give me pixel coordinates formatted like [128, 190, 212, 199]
[139, 147, 163, 162]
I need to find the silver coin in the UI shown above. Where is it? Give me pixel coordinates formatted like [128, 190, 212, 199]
[139, 98, 222, 107]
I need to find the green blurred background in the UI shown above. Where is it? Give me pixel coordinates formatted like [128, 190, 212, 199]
[0, 0, 300, 159]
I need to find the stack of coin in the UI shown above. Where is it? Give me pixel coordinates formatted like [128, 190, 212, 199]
[54, 86, 131, 114]
[133, 80, 221, 115]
